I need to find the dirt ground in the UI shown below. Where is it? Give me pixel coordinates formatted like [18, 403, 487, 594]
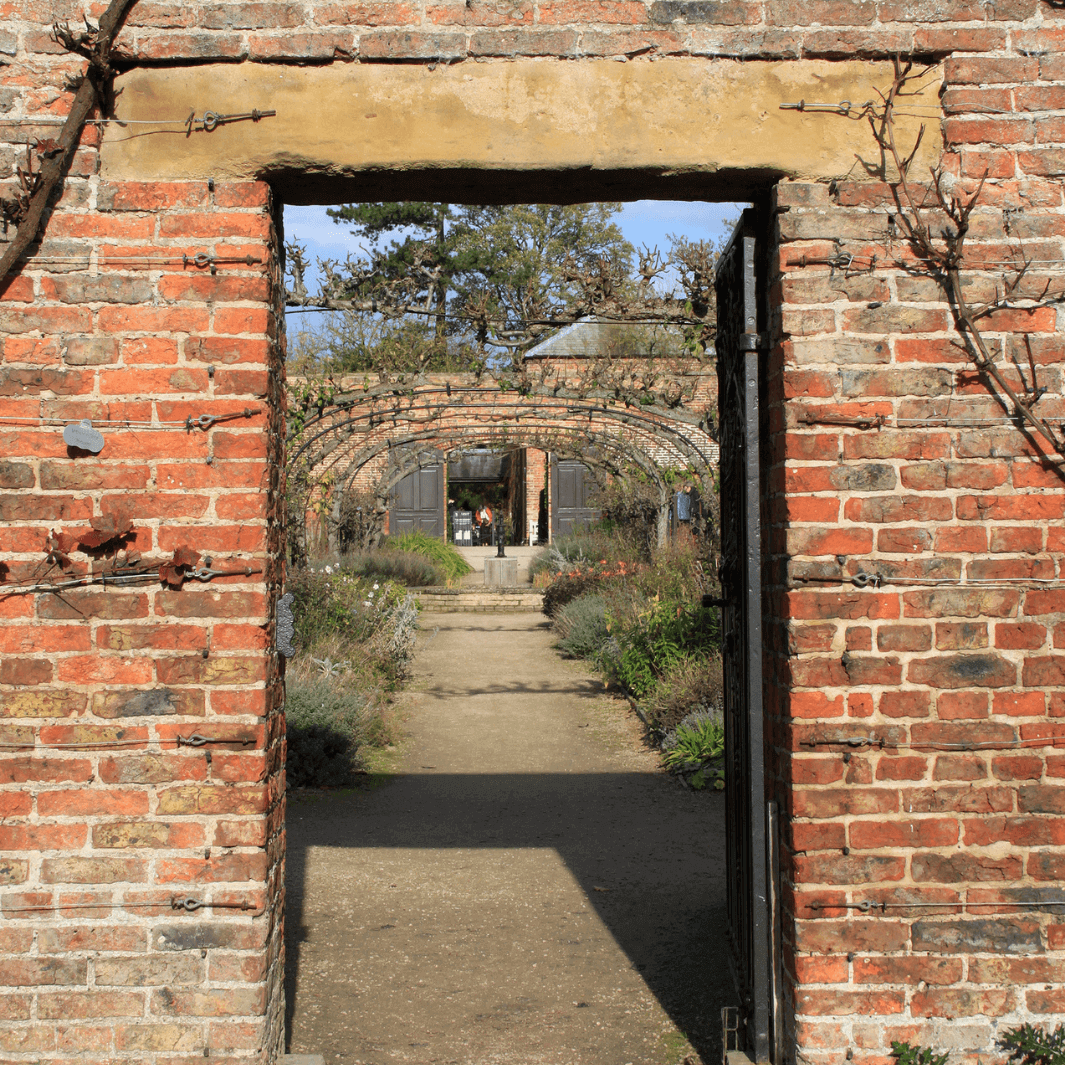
[284, 612, 732, 1065]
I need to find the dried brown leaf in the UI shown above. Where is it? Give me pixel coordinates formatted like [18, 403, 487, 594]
[159, 545, 201, 587]
[78, 509, 133, 549]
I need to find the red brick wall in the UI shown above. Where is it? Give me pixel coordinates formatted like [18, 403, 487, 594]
[3, 2, 1065, 1062]
[769, 155, 1065, 1061]
[526, 447, 547, 543]
[0, 179, 286, 1064]
[4, 0, 1053, 64]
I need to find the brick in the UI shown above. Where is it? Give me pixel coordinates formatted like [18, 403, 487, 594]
[878, 528, 932, 553]
[912, 917, 1041, 954]
[850, 818, 958, 849]
[912, 852, 1022, 882]
[38, 990, 145, 1019]
[911, 988, 1013, 1018]
[0, 825, 86, 851]
[91, 687, 204, 718]
[155, 655, 267, 686]
[903, 589, 1020, 619]
[793, 788, 898, 818]
[877, 625, 932, 652]
[844, 496, 953, 523]
[875, 754, 931, 782]
[936, 622, 989, 650]
[995, 622, 1047, 650]
[934, 754, 987, 780]
[0, 958, 86, 986]
[151, 986, 266, 1017]
[37, 789, 148, 817]
[796, 989, 905, 1016]
[96, 956, 203, 987]
[113, 1023, 205, 1052]
[39, 857, 147, 883]
[787, 527, 874, 555]
[157, 853, 268, 883]
[98, 756, 208, 785]
[909, 785, 1014, 814]
[157, 786, 267, 815]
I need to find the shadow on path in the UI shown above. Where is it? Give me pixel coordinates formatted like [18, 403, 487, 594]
[284, 614, 734, 1065]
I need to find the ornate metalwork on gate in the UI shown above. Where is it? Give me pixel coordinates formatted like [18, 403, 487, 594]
[714, 210, 770, 1063]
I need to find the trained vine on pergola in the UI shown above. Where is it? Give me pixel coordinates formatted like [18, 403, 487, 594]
[283, 206, 725, 558]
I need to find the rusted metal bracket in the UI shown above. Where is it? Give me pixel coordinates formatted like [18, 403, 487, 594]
[185, 408, 258, 431]
[184, 109, 277, 136]
[177, 734, 255, 748]
[798, 412, 885, 429]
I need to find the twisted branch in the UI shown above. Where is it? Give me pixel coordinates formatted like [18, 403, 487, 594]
[0, 0, 139, 292]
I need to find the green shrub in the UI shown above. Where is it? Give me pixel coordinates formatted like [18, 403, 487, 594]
[289, 568, 406, 650]
[612, 597, 720, 698]
[529, 530, 641, 580]
[555, 594, 611, 660]
[285, 679, 383, 788]
[542, 571, 605, 618]
[661, 709, 725, 789]
[386, 530, 472, 582]
[339, 548, 444, 587]
[1003, 1025, 1065, 1065]
[645, 654, 724, 734]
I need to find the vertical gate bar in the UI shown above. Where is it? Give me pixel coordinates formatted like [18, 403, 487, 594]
[715, 208, 771, 1064]
[742, 317, 769, 1064]
[767, 801, 783, 1065]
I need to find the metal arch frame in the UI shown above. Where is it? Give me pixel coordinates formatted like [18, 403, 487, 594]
[288, 392, 718, 482]
[334, 421, 677, 500]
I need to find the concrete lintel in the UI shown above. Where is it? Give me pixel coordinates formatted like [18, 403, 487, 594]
[101, 58, 940, 200]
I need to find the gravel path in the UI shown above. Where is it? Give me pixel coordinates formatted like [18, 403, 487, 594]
[285, 611, 730, 1065]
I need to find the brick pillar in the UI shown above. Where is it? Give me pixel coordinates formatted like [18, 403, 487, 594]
[0, 180, 285, 1063]
[525, 447, 547, 544]
[768, 171, 1065, 1061]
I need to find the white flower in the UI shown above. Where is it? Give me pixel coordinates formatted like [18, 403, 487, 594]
[363, 600, 371, 607]
[325, 565, 333, 574]
[373, 583, 379, 590]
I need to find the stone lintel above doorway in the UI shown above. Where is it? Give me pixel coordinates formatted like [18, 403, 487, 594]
[100, 58, 940, 200]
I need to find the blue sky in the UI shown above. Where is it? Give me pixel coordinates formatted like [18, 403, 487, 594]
[282, 200, 744, 298]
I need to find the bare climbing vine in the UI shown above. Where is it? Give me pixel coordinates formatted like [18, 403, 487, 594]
[867, 58, 1065, 460]
[0, 0, 139, 290]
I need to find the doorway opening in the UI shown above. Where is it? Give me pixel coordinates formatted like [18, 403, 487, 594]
[279, 190, 770, 1065]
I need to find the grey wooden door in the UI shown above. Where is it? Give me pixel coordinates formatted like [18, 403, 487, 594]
[550, 459, 599, 538]
[390, 462, 445, 538]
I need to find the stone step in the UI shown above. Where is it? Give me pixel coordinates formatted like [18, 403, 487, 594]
[413, 587, 544, 613]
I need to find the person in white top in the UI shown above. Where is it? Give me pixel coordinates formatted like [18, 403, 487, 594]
[475, 499, 493, 545]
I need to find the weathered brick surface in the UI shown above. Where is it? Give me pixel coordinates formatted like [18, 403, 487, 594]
[770, 158, 1065, 1061]
[0, 180, 285, 1064]
[4, 0, 1065, 1061]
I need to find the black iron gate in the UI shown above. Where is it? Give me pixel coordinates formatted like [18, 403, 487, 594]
[714, 210, 774, 1063]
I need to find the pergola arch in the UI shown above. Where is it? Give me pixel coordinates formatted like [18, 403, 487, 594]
[286, 376, 718, 553]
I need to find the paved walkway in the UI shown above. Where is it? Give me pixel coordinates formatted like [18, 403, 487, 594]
[285, 612, 730, 1065]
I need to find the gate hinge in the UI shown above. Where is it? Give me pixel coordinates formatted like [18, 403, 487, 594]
[738, 332, 767, 351]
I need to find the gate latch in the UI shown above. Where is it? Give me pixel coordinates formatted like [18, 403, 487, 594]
[738, 332, 767, 351]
